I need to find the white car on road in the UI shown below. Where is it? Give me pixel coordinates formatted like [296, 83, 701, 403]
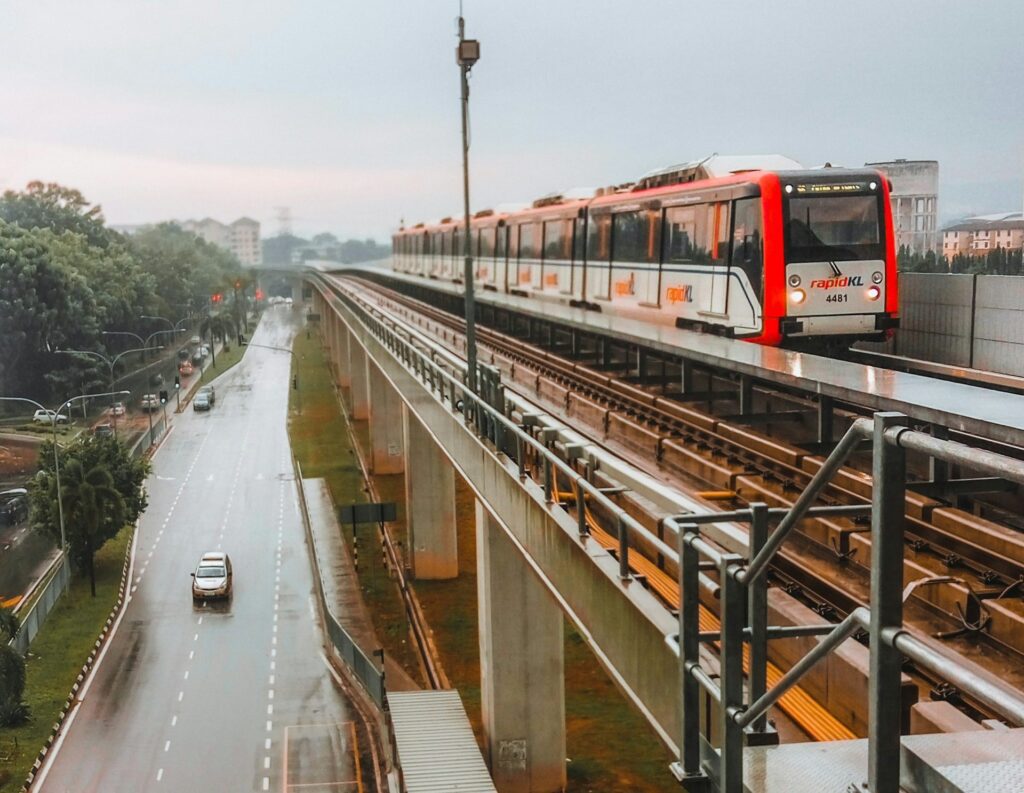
[33, 409, 68, 425]
[191, 552, 233, 601]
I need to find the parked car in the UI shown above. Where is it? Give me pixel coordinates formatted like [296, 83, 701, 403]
[110, 402, 126, 417]
[140, 394, 160, 411]
[191, 551, 232, 600]
[92, 423, 114, 438]
[179, 361, 194, 376]
[189, 335, 201, 346]
[197, 385, 216, 405]
[193, 391, 212, 411]
[177, 347, 191, 362]
[284, 297, 293, 306]
[199, 345, 210, 359]
[32, 409, 68, 425]
[0, 489, 28, 526]
[191, 351, 204, 366]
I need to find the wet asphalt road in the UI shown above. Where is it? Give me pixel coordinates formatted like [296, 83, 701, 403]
[39, 307, 361, 793]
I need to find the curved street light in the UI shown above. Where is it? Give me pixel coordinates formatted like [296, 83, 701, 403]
[0, 390, 131, 558]
[56, 347, 153, 430]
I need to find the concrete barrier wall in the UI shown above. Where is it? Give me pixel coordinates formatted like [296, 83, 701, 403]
[895, 273, 975, 366]
[866, 273, 1024, 377]
[972, 275, 1024, 376]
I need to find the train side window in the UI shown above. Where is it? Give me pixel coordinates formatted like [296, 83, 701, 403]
[543, 219, 570, 261]
[438, 232, 446, 258]
[497, 225, 508, 260]
[508, 224, 519, 260]
[587, 215, 611, 263]
[707, 203, 730, 265]
[519, 222, 540, 260]
[611, 211, 649, 263]
[479, 228, 495, 258]
[664, 206, 697, 263]
[423, 232, 431, 256]
[573, 216, 586, 264]
[731, 198, 763, 301]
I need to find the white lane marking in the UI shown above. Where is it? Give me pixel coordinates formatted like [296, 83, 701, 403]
[157, 768, 164, 782]
[164, 740, 171, 752]
[183, 670, 189, 680]
[266, 720, 273, 732]
[188, 650, 194, 661]
[178, 691, 184, 702]
[269, 674, 275, 685]
[171, 715, 177, 727]
[268, 689, 274, 700]
[197, 616, 203, 625]
[264, 756, 270, 769]
[193, 633, 199, 641]
[265, 738, 271, 750]
[262, 777, 269, 791]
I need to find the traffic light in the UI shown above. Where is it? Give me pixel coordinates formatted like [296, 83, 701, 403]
[255, 288, 264, 301]
[159, 390, 169, 404]
[174, 375, 181, 390]
[211, 293, 222, 304]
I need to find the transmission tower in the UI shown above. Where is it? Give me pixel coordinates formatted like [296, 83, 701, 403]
[274, 206, 293, 237]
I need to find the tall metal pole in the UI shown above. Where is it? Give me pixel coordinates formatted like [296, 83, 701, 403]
[458, 14, 478, 393]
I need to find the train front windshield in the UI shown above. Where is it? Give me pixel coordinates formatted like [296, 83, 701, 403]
[784, 192, 884, 263]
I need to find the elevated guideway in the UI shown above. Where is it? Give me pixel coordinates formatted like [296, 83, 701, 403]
[306, 269, 1024, 793]
[342, 264, 1024, 449]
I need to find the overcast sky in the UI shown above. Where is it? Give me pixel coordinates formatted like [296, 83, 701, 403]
[1, 1, 1021, 240]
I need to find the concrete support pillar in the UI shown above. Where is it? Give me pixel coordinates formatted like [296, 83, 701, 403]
[336, 322, 351, 388]
[402, 405, 458, 579]
[348, 340, 370, 420]
[476, 501, 566, 793]
[366, 362, 404, 474]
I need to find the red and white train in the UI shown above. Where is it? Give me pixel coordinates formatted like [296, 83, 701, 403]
[392, 155, 899, 347]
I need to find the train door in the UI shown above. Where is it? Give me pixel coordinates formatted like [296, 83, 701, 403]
[705, 202, 731, 316]
[496, 224, 509, 292]
[587, 215, 612, 300]
[571, 214, 586, 300]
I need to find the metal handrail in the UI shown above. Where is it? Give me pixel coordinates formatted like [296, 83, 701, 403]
[324, 279, 659, 579]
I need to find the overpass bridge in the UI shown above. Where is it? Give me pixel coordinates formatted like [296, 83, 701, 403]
[301, 266, 1024, 793]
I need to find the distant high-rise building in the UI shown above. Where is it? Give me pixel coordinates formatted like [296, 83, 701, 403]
[864, 159, 939, 253]
[180, 217, 262, 265]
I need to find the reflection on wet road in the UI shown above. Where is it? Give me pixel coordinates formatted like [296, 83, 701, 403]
[38, 306, 361, 792]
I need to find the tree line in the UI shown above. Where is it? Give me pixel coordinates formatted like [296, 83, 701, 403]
[0, 181, 245, 401]
[898, 244, 1024, 275]
[261, 232, 390, 266]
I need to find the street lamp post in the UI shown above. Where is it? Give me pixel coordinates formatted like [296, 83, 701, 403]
[57, 347, 150, 432]
[457, 12, 480, 394]
[0, 390, 130, 563]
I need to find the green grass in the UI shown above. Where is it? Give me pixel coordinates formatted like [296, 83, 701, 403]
[287, 331, 424, 679]
[290, 329, 676, 790]
[199, 342, 245, 386]
[0, 526, 132, 793]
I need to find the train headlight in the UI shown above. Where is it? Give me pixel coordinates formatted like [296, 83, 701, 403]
[867, 286, 881, 301]
[784, 184, 794, 194]
[871, 271, 883, 284]
[788, 274, 802, 287]
[790, 289, 806, 305]
[869, 181, 878, 190]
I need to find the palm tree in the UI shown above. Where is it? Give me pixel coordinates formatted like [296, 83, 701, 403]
[0, 608, 28, 726]
[200, 311, 236, 366]
[53, 459, 125, 597]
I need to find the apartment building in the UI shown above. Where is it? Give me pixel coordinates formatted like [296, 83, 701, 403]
[864, 159, 939, 253]
[180, 216, 262, 265]
[942, 213, 1024, 257]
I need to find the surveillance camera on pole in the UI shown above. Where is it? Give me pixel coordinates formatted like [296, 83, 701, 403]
[457, 14, 480, 394]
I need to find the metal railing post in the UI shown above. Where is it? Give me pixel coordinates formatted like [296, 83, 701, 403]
[719, 555, 746, 793]
[869, 412, 908, 793]
[617, 513, 630, 581]
[678, 524, 706, 783]
[747, 503, 769, 734]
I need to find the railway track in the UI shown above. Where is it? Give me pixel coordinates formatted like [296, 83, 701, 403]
[324, 273, 1024, 736]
